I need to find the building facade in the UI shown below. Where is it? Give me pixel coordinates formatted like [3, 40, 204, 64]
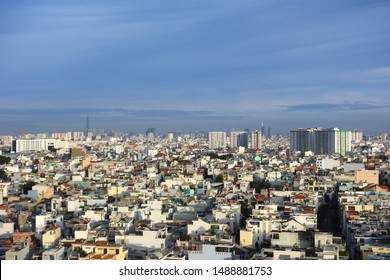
[251, 131, 262, 150]
[12, 138, 68, 153]
[208, 132, 227, 150]
[230, 131, 248, 149]
[290, 128, 351, 156]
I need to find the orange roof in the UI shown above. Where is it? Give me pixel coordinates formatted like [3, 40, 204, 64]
[346, 211, 359, 217]
[128, 144, 138, 147]
[294, 194, 305, 200]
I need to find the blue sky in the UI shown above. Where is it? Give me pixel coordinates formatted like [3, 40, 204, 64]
[1, 0, 389, 135]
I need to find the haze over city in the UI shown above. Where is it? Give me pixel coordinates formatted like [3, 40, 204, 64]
[1, 0, 389, 134]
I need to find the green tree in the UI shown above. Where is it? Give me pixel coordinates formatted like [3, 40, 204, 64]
[0, 155, 11, 165]
[215, 174, 224, 183]
[0, 169, 8, 180]
[22, 181, 37, 194]
[208, 152, 218, 159]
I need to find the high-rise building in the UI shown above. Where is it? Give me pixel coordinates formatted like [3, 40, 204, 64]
[267, 126, 272, 138]
[146, 128, 155, 141]
[208, 132, 227, 149]
[290, 127, 351, 156]
[230, 131, 248, 149]
[251, 130, 262, 150]
[351, 129, 363, 142]
[85, 113, 90, 135]
[167, 132, 175, 141]
[73, 131, 84, 140]
[51, 132, 72, 141]
[12, 138, 68, 153]
[261, 122, 265, 137]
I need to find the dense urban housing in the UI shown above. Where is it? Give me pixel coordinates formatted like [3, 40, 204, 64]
[0, 127, 389, 260]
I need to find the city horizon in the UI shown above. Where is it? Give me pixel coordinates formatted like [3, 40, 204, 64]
[1, 124, 384, 138]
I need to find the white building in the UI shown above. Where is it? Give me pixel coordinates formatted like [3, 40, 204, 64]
[0, 221, 14, 238]
[167, 132, 175, 141]
[83, 209, 106, 222]
[13, 138, 68, 153]
[208, 132, 227, 149]
[125, 228, 167, 249]
[5, 243, 30, 260]
[188, 243, 235, 260]
[42, 246, 66, 260]
[115, 145, 124, 154]
[0, 182, 10, 202]
[316, 158, 340, 170]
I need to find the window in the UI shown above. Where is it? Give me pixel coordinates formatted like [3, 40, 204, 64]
[215, 247, 229, 253]
[273, 233, 279, 240]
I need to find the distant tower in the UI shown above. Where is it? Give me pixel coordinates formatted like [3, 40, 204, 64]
[261, 122, 265, 137]
[85, 113, 90, 136]
[146, 128, 156, 141]
[87, 113, 90, 131]
[268, 126, 272, 138]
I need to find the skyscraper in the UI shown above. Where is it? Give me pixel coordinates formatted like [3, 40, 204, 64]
[251, 130, 262, 150]
[261, 122, 265, 137]
[87, 113, 89, 133]
[351, 129, 363, 142]
[85, 113, 90, 135]
[146, 128, 156, 141]
[290, 127, 351, 156]
[230, 131, 248, 149]
[208, 131, 227, 149]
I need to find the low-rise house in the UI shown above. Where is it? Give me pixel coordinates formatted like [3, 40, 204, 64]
[186, 242, 235, 260]
[5, 242, 30, 260]
[42, 246, 66, 260]
[42, 225, 61, 249]
[80, 241, 128, 260]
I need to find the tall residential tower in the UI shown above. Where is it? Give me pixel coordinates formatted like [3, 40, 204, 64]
[290, 127, 352, 156]
[208, 132, 227, 150]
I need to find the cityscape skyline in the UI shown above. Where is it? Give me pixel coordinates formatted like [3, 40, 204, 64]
[1, 0, 389, 135]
